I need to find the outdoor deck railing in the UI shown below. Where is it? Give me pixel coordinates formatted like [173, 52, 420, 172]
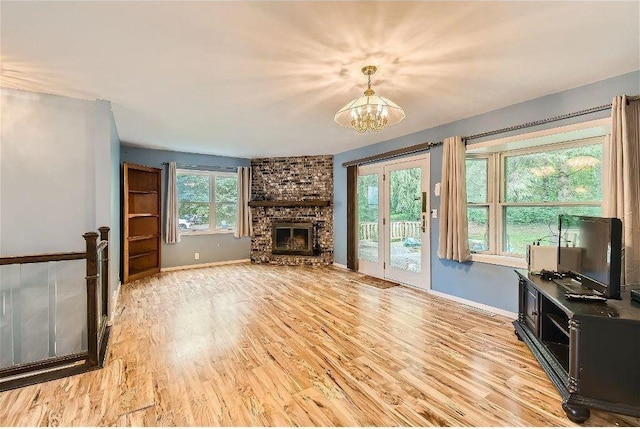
[359, 221, 421, 241]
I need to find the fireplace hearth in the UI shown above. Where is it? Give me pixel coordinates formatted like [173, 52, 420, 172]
[272, 223, 314, 256]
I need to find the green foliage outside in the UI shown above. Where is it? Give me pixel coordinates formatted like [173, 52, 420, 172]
[466, 143, 602, 226]
[177, 173, 238, 230]
[466, 143, 603, 254]
[389, 168, 421, 221]
[466, 158, 488, 204]
[357, 168, 421, 224]
[356, 143, 604, 255]
[503, 144, 602, 225]
[357, 174, 378, 223]
[215, 177, 238, 229]
[178, 174, 210, 227]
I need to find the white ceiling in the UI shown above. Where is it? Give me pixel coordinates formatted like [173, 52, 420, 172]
[1, 1, 638, 158]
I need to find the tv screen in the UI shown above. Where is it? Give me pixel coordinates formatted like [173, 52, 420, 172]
[558, 215, 622, 299]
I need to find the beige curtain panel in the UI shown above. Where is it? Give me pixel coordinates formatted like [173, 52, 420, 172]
[165, 161, 180, 244]
[235, 166, 252, 238]
[603, 95, 640, 287]
[438, 136, 471, 262]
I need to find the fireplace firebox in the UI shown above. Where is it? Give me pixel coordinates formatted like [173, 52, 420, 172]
[272, 223, 314, 256]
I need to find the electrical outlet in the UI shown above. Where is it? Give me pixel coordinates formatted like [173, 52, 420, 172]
[194, 253, 200, 260]
[431, 209, 438, 218]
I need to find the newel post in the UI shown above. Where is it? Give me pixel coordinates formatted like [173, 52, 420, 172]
[98, 226, 110, 319]
[83, 231, 99, 367]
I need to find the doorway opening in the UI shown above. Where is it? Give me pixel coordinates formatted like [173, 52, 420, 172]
[357, 154, 431, 289]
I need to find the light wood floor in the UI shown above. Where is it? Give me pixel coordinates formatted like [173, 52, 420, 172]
[0, 263, 638, 426]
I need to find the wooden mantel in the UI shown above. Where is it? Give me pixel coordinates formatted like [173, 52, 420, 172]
[248, 200, 331, 208]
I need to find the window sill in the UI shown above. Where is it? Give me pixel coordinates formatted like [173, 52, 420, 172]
[180, 230, 235, 236]
[470, 253, 527, 269]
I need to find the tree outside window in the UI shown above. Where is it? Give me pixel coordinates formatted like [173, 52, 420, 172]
[177, 170, 237, 233]
[467, 137, 604, 256]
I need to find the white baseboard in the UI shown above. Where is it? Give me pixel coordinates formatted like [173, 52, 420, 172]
[332, 262, 349, 270]
[427, 289, 517, 319]
[161, 259, 250, 272]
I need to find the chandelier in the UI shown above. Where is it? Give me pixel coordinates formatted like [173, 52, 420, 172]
[334, 65, 405, 133]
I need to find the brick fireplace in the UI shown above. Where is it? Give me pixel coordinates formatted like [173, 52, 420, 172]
[250, 155, 333, 265]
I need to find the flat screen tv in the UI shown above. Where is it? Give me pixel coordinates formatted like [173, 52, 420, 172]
[558, 215, 622, 299]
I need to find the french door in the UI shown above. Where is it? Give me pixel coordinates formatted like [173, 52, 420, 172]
[356, 154, 430, 289]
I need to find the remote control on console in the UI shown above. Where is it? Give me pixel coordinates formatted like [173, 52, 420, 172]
[565, 293, 607, 302]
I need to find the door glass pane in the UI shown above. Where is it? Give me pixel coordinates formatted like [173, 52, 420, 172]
[389, 167, 421, 273]
[358, 173, 379, 262]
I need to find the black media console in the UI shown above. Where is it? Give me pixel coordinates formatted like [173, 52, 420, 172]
[513, 269, 640, 423]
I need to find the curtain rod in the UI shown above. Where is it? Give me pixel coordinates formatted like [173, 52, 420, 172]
[343, 102, 607, 168]
[162, 162, 237, 172]
[464, 94, 639, 141]
[341, 142, 442, 168]
[343, 94, 639, 167]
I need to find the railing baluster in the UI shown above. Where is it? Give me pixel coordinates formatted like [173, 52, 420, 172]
[98, 227, 110, 322]
[83, 232, 99, 367]
[360, 221, 422, 242]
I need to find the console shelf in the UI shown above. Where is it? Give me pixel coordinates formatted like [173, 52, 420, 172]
[514, 270, 640, 423]
[545, 313, 569, 338]
[543, 340, 570, 372]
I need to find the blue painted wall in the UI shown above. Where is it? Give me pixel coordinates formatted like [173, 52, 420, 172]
[334, 71, 640, 313]
[108, 103, 121, 307]
[120, 146, 252, 269]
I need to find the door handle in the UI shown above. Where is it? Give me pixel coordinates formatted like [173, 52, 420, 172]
[422, 214, 426, 233]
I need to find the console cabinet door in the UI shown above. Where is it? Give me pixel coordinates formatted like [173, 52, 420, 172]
[524, 285, 539, 335]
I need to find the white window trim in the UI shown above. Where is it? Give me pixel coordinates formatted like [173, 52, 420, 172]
[177, 169, 237, 235]
[467, 118, 610, 154]
[467, 118, 611, 268]
[471, 253, 528, 269]
[466, 154, 498, 255]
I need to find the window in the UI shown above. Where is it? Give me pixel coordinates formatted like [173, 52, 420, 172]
[177, 170, 238, 234]
[467, 136, 605, 260]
